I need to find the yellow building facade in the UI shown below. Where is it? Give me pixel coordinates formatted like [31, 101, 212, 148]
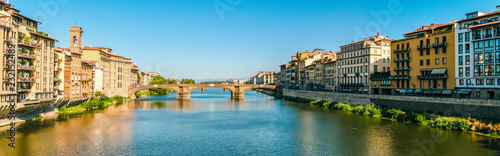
[375, 22, 456, 96]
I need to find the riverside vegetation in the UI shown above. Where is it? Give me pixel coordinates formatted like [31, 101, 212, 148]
[59, 92, 127, 115]
[274, 95, 500, 138]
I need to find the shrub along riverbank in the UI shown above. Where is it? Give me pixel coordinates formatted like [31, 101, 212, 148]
[274, 95, 500, 138]
[136, 88, 175, 97]
[59, 96, 126, 115]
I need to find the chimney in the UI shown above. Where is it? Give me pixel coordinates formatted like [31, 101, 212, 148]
[377, 32, 380, 36]
[497, 5, 500, 11]
[89, 44, 92, 47]
[351, 41, 354, 43]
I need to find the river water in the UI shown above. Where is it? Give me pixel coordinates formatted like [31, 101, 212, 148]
[0, 88, 499, 155]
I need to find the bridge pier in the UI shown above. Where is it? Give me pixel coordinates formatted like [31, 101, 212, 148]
[231, 92, 244, 100]
[177, 92, 190, 100]
[201, 88, 205, 92]
[223, 88, 227, 92]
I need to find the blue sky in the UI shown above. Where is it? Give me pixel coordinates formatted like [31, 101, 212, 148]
[11, 0, 500, 80]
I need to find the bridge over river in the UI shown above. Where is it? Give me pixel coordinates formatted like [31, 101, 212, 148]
[128, 84, 276, 100]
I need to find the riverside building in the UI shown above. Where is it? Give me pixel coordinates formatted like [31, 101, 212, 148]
[337, 33, 391, 94]
[455, 6, 500, 99]
[382, 22, 456, 96]
[0, 1, 57, 112]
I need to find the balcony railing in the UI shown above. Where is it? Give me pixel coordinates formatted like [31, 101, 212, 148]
[18, 40, 41, 48]
[393, 47, 411, 53]
[18, 76, 35, 82]
[416, 44, 431, 50]
[417, 74, 448, 80]
[17, 52, 36, 59]
[394, 66, 411, 71]
[17, 64, 35, 71]
[432, 42, 448, 48]
[17, 87, 31, 92]
[394, 57, 411, 62]
[391, 75, 411, 80]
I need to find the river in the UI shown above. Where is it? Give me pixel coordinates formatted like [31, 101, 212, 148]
[0, 88, 499, 155]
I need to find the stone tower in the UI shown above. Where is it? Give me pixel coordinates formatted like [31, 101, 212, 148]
[69, 26, 83, 53]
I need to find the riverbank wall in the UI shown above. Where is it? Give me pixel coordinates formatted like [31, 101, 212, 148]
[0, 98, 88, 122]
[283, 89, 500, 119]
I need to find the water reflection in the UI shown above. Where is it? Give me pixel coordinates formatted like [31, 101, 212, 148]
[0, 88, 499, 155]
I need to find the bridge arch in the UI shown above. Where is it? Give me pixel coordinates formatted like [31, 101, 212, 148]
[128, 85, 182, 99]
[128, 84, 276, 100]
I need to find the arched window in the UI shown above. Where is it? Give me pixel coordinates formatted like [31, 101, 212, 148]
[73, 36, 77, 45]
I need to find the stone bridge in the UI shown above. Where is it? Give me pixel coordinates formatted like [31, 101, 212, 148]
[128, 84, 276, 100]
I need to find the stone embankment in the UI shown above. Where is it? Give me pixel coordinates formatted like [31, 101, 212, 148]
[284, 89, 500, 119]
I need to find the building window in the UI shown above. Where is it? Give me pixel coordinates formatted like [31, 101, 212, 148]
[443, 57, 447, 65]
[459, 56, 463, 65]
[426, 59, 430, 66]
[466, 79, 472, 85]
[459, 33, 463, 43]
[496, 64, 500, 76]
[465, 32, 470, 42]
[459, 45, 463, 54]
[485, 65, 494, 76]
[459, 79, 464, 85]
[487, 79, 495, 85]
[426, 49, 430, 55]
[420, 60, 424, 66]
[474, 65, 483, 76]
[496, 39, 500, 50]
[435, 58, 439, 65]
[485, 40, 494, 51]
[496, 52, 500, 63]
[459, 67, 463, 77]
[466, 55, 471, 65]
[474, 54, 483, 64]
[476, 79, 484, 85]
[466, 67, 470, 76]
[474, 41, 483, 52]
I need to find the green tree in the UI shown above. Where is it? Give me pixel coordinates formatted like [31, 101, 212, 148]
[199, 81, 226, 84]
[181, 79, 195, 84]
[149, 75, 167, 85]
[166, 78, 179, 84]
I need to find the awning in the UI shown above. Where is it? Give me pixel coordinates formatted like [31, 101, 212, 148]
[363, 89, 368, 92]
[442, 90, 452, 95]
[348, 89, 352, 92]
[358, 89, 363, 92]
[432, 90, 442, 94]
[431, 68, 447, 75]
[458, 89, 471, 94]
[406, 90, 414, 94]
[424, 90, 432, 94]
[415, 89, 423, 93]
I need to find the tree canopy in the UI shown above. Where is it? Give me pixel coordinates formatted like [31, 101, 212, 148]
[181, 79, 195, 84]
[199, 81, 226, 84]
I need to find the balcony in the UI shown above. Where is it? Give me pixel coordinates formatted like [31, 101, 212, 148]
[393, 57, 411, 62]
[391, 75, 411, 80]
[17, 64, 35, 71]
[17, 76, 36, 82]
[17, 52, 36, 59]
[417, 74, 448, 80]
[370, 72, 391, 80]
[393, 66, 411, 71]
[432, 42, 448, 48]
[17, 86, 31, 92]
[355, 73, 360, 76]
[18, 40, 41, 48]
[393, 47, 411, 53]
[416, 44, 431, 50]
